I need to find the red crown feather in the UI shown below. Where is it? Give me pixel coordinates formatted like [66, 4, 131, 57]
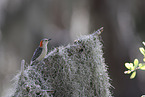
[40, 40, 43, 47]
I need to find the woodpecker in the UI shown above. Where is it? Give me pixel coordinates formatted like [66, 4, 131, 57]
[30, 38, 51, 65]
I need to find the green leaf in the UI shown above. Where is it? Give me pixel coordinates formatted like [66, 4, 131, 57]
[139, 63, 142, 67]
[143, 58, 145, 62]
[141, 95, 145, 97]
[140, 65, 145, 70]
[130, 71, 136, 79]
[139, 47, 145, 56]
[125, 63, 131, 69]
[134, 59, 139, 68]
[142, 42, 145, 46]
[130, 63, 134, 70]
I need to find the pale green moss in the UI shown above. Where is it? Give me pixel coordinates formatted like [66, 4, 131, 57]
[11, 28, 112, 97]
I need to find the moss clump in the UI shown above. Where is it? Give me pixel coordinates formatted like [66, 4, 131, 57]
[11, 27, 112, 97]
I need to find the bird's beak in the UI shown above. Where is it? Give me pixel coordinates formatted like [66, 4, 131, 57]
[48, 39, 51, 41]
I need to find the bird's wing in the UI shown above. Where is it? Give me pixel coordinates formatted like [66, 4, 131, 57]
[31, 47, 43, 61]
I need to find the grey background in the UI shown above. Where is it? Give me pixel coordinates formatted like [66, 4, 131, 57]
[0, 0, 145, 97]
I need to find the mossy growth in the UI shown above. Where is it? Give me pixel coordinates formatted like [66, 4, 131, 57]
[10, 27, 112, 97]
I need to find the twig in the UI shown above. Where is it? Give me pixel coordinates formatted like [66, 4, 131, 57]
[92, 27, 104, 36]
[21, 59, 25, 75]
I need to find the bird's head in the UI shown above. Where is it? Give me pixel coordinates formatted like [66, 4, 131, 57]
[40, 38, 51, 47]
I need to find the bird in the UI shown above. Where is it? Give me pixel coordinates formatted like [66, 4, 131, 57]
[30, 38, 51, 65]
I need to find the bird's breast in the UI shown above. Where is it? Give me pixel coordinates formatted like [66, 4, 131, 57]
[37, 46, 47, 61]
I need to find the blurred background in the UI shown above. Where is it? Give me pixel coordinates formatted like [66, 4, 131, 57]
[0, 0, 145, 97]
